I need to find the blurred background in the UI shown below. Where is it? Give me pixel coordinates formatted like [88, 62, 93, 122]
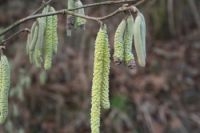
[0, 0, 200, 133]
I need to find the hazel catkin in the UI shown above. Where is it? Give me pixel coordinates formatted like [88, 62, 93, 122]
[90, 25, 110, 133]
[0, 55, 10, 123]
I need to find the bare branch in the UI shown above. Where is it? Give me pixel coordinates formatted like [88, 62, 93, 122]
[0, 28, 30, 45]
[0, 0, 145, 37]
[69, 0, 139, 11]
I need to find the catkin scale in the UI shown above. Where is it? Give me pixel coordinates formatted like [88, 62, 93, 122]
[0, 55, 10, 123]
[113, 19, 126, 64]
[134, 12, 146, 67]
[91, 25, 110, 133]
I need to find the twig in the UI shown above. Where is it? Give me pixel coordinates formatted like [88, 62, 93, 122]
[69, 0, 139, 11]
[31, 0, 53, 15]
[0, 0, 145, 37]
[0, 28, 30, 45]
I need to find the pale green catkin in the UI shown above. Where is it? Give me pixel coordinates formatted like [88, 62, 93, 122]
[124, 15, 135, 65]
[68, 0, 75, 9]
[100, 26, 110, 110]
[33, 18, 45, 67]
[44, 6, 54, 70]
[91, 25, 110, 133]
[26, 33, 31, 55]
[0, 55, 10, 123]
[29, 21, 39, 64]
[74, 0, 86, 28]
[134, 12, 146, 67]
[49, 6, 58, 54]
[113, 19, 126, 63]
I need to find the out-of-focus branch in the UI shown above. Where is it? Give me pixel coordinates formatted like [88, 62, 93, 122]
[0, 28, 30, 45]
[0, 0, 145, 41]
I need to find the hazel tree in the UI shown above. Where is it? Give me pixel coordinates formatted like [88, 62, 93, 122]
[0, 0, 146, 133]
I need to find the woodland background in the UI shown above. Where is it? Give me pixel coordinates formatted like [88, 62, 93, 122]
[0, 0, 200, 133]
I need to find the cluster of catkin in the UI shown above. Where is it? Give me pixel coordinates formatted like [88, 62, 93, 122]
[114, 10, 146, 69]
[0, 54, 10, 124]
[26, 5, 58, 70]
[90, 8, 146, 133]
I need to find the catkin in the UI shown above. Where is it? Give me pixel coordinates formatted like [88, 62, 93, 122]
[49, 6, 58, 54]
[113, 19, 126, 64]
[124, 15, 135, 67]
[134, 12, 146, 67]
[29, 22, 39, 64]
[91, 25, 110, 133]
[44, 6, 54, 70]
[0, 55, 10, 123]
[33, 18, 45, 67]
[74, 0, 86, 28]
[68, 0, 75, 9]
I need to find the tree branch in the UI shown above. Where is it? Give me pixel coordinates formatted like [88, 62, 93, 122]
[0, 28, 30, 45]
[0, 0, 145, 37]
[69, 0, 139, 11]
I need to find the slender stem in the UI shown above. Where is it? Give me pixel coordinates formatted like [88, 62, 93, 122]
[0, 28, 30, 45]
[0, 0, 145, 37]
[69, 0, 139, 11]
[31, 0, 53, 15]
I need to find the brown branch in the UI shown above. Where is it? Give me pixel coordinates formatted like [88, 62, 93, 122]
[69, 0, 139, 11]
[0, 28, 30, 45]
[0, 0, 145, 37]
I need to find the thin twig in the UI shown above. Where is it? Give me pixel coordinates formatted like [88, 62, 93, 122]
[31, 0, 53, 15]
[0, 28, 30, 45]
[69, 0, 139, 11]
[0, 0, 145, 37]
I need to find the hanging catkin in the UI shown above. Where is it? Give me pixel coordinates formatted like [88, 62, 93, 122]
[124, 15, 135, 68]
[33, 19, 45, 67]
[113, 19, 126, 64]
[133, 12, 146, 67]
[0, 55, 10, 123]
[44, 6, 54, 70]
[49, 6, 58, 54]
[28, 21, 39, 64]
[90, 25, 110, 133]
[74, 0, 86, 28]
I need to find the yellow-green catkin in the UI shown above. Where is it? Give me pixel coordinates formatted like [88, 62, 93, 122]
[49, 6, 58, 54]
[134, 12, 146, 67]
[91, 25, 110, 133]
[74, 0, 86, 28]
[100, 26, 110, 110]
[44, 6, 54, 70]
[0, 55, 10, 123]
[113, 19, 126, 64]
[124, 15, 135, 65]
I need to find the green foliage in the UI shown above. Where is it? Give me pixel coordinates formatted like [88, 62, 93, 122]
[111, 95, 128, 111]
